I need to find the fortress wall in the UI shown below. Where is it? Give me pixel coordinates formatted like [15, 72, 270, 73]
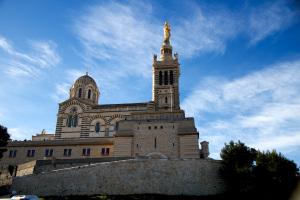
[12, 159, 227, 196]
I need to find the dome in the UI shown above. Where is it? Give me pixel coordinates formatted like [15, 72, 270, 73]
[74, 74, 98, 88]
[70, 73, 100, 104]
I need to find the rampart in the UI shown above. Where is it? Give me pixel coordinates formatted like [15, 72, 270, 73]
[12, 158, 227, 196]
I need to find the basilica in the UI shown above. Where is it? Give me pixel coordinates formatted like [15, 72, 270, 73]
[1, 23, 209, 167]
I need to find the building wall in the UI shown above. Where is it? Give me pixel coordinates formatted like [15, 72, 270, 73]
[179, 135, 200, 158]
[1, 144, 113, 166]
[133, 121, 179, 158]
[12, 159, 227, 196]
[55, 99, 149, 140]
[114, 137, 133, 157]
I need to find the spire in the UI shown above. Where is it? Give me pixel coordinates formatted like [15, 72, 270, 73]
[160, 21, 173, 60]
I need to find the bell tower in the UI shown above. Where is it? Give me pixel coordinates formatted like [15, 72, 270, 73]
[152, 22, 180, 111]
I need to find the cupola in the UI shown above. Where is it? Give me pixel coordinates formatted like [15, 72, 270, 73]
[69, 73, 100, 104]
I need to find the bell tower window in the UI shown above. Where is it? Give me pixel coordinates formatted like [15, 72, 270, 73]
[170, 70, 173, 85]
[159, 71, 162, 85]
[164, 71, 168, 85]
[165, 96, 168, 103]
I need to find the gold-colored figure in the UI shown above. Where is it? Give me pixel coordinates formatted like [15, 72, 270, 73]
[164, 21, 171, 42]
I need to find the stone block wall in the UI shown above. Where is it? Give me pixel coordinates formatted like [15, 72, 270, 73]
[12, 159, 227, 196]
[16, 160, 36, 177]
[0, 166, 13, 186]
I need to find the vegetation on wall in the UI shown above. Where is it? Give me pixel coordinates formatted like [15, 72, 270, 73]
[0, 125, 10, 159]
[220, 140, 299, 199]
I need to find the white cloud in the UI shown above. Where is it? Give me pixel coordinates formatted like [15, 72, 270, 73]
[51, 83, 71, 103]
[0, 37, 14, 53]
[247, 1, 296, 45]
[74, 1, 161, 77]
[174, 0, 298, 56]
[249, 132, 300, 151]
[183, 59, 300, 159]
[0, 36, 61, 78]
[8, 127, 33, 141]
[72, 0, 298, 87]
[73, 1, 239, 66]
[172, 6, 239, 57]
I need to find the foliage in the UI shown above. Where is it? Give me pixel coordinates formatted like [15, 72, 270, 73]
[0, 125, 10, 159]
[255, 150, 299, 194]
[220, 141, 257, 192]
[220, 140, 299, 198]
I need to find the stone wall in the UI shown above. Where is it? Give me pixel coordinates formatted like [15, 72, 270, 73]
[0, 165, 13, 186]
[33, 157, 133, 174]
[12, 159, 227, 196]
[16, 160, 36, 177]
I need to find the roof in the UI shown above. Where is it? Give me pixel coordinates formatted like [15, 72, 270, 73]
[74, 74, 98, 87]
[93, 102, 148, 109]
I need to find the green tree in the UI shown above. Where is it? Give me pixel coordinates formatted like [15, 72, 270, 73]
[0, 125, 10, 159]
[255, 150, 299, 196]
[220, 141, 299, 199]
[220, 140, 257, 192]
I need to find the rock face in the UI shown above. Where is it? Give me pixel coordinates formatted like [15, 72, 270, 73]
[12, 159, 227, 196]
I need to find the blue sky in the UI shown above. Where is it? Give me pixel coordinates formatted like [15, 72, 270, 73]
[0, 0, 300, 165]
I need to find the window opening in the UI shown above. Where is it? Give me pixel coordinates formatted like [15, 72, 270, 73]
[170, 70, 173, 85]
[78, 88, 82, 98]
[159, 71, 163, 85]
[95, 122, 100, 133]
[88, 89, 91, 99]
[164, 71, 168, 85]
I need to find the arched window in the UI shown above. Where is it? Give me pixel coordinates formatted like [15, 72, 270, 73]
[67, 115, 78, 127]
[164, 71, 168, 85]
[72, 115, 78, 127]
[170, 70, 173, 85]
[115, 122, 119, 130]
[154, 137, 157, 149]
[67, 115, 72, 127]
[165, 96, 168, 104]
[78, 88, 82, 98]
[95, 122, 100, 133]
[88, 89, 91, 99]
[67, 107, 78, 128]
[159, 71, 162, 85]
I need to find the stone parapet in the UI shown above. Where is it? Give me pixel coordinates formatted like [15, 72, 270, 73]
[12, 159, 227, 196]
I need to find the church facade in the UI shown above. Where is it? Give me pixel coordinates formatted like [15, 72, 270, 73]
[1, 23, 209, 167]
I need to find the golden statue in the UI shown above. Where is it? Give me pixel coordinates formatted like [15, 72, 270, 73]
[164, 21, 171, 42]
